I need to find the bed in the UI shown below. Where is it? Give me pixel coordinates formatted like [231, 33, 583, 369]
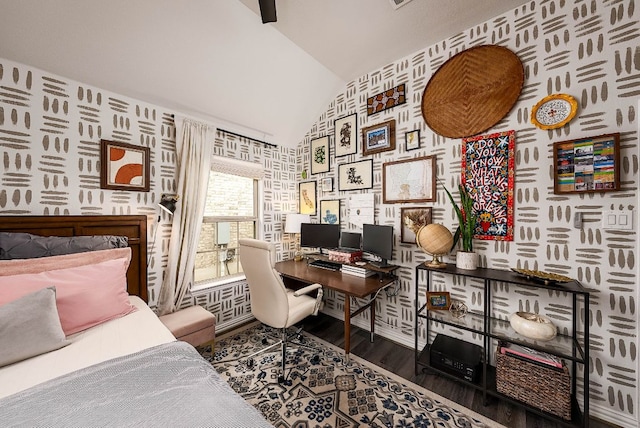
[0, 215, 272, 427]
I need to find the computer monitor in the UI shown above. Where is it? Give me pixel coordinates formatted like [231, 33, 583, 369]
[300, 223, 340, 251]
[362, 223, 394, 267]
[340, 232, 361, 250]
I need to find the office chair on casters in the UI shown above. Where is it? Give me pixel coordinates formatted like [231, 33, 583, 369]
[238, 238, 324, 383]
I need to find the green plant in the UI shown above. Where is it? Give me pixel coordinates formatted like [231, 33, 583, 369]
[442, 183, 477, 252]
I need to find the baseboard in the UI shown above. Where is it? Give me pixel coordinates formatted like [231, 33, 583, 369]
[588, 402, 635, 427]
[216, 314, 255, 335]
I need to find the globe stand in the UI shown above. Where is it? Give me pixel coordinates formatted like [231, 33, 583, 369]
[425, 253, 446, 268]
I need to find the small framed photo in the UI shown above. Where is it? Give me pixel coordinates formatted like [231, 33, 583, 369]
[553, 133, 620, 194]
[426, 291, 451, 310]
[299, 181, 317, 215]
[321, 177, 333, 192]
[405, 129, 421, 151]
[320, 199, 340, 225]
[362, 119, 396, 156]
[338, 159, 373, 191]
[100, 139, 150, 192]
[310, 136, 330, 175]
[400, 207, 432, 244]
[334, 113, 358, 157]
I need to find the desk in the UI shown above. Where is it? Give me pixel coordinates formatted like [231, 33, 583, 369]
[275, 259, 397, 360]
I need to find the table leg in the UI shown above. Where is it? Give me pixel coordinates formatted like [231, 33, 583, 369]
[344, 296, 351, 362]
[370, 295, 375, 342]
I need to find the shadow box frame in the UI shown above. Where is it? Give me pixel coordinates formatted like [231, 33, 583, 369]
[100, 139, 150, 192]
[400, 206, 432, 244]
[553, 132, 621, 194]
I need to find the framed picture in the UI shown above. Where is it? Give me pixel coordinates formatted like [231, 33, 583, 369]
[426, 291, 451, 310]
[100, 139, 150, 192]
[334, 113, 358, 157]
[382, 155, 436, 203]
[299, 181, 317, 215]
[320, 199, 340, 225]
[405, 129, 421, 151]
[310, 136, 330, 175]
[462, 130, 515, 241]
[321, 177, 333, 192]
[367, 83, 406, 116]
[400, 207, 432, 244]
[362, 119, 396, 156]
[338, 159, 373, 191]
[553, 133, 620, 194]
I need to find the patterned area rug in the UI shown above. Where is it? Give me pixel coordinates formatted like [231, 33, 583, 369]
[200, 324, 504, 428]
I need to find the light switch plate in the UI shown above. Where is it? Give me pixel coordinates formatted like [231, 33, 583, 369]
[603, 210, 634, 230]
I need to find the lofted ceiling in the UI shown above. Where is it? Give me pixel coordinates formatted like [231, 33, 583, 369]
[0, 0, 527, 148]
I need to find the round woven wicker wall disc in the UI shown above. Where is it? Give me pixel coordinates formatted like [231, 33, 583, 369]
[421, 45, 524, 138]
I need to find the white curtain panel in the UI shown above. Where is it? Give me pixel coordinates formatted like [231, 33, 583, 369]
[157, 115, 215, 315]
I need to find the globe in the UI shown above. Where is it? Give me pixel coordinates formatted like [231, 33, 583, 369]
[416, 224, 453, 268]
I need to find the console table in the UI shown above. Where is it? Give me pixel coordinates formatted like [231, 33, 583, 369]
[414, 262, 590, 427]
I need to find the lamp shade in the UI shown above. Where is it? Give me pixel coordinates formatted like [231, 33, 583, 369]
[284, 213, 310, 234]
[159, 194, 178, 215]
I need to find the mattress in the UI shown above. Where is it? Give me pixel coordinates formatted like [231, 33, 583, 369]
[0, 296, 175, 399]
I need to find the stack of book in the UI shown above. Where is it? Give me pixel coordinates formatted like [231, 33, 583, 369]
[500, 343, 564, 370]
[341, 264, 375, 278]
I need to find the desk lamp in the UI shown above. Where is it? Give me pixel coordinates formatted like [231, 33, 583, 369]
[284, 213, 310, 261]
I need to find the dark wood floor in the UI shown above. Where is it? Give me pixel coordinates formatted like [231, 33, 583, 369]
[301, 313, 617, 428]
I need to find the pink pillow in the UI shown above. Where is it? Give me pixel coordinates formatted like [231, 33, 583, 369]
[0, 247, 131, 277]
[0, 257, 136, 335]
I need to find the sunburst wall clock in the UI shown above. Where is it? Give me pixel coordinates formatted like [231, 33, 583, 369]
[531, 93, 578, 130]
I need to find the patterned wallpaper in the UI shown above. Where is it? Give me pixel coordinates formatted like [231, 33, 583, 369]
[297, 1, 639, 426]
[0, 57, 299, 329]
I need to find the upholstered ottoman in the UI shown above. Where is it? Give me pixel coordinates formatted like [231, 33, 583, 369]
[159, 305, 216, 348]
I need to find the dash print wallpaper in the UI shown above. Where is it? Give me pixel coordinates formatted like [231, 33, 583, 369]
[0, 58, 299, 331]
[297, 1, 639, 426]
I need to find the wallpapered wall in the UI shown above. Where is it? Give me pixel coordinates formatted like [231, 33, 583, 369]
[0, 56, 298, 329]
[0, 0, 638, 425]
[296, 1, 639, 426]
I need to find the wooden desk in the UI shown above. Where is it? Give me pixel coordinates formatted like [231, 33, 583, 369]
[275, 259, 397, 360]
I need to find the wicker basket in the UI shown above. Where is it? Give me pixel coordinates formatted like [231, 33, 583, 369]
[495, 347, 571, 420]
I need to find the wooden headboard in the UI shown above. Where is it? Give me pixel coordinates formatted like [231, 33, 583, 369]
[0, 215, 148, 302]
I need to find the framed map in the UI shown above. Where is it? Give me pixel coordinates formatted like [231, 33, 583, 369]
[382, 156, 436, 203]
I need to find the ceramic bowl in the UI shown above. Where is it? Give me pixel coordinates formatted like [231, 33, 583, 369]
[509, 311, 557, 341]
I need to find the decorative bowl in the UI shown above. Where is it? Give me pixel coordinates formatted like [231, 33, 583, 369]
[509, 311, 557, 341]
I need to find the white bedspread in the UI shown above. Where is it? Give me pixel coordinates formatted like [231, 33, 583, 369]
[0, 296, 175, 399]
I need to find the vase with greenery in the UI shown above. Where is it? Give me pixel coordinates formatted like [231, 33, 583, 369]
[442, 183, 478, 269]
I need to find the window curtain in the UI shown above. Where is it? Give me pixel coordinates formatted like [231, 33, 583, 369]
[157, 115, 215, 315]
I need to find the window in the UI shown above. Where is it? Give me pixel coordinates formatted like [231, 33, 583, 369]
[194, 169, 259, 284]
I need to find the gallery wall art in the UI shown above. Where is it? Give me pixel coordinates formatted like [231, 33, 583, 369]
[461, 130, 515, 241]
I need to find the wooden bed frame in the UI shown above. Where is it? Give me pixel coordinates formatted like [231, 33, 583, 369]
[0, 215, 148, 302]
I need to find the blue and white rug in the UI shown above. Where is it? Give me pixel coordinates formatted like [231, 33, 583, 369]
[201, 324, 504, 428]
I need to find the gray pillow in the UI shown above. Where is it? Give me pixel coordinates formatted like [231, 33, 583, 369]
[0, 287, 70, 367]
[0, 232, 128, 260]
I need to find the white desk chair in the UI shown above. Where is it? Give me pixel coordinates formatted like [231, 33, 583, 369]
[238, 238, 323, 383]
